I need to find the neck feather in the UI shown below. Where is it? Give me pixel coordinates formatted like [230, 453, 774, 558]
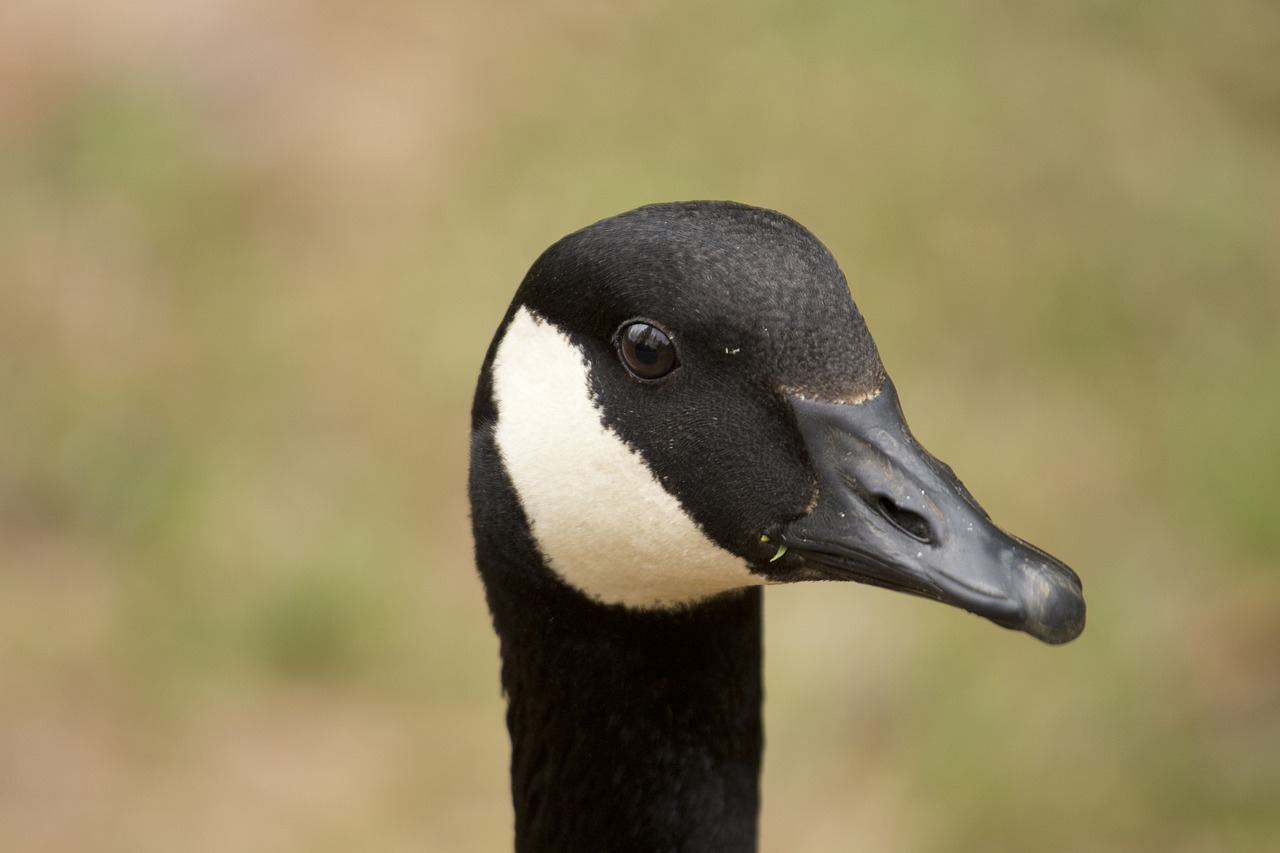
[502, 582, 763, 852]
[472, 426, 764, 851]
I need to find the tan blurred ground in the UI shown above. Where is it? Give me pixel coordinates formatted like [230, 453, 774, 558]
[2, 1, 1278, 850]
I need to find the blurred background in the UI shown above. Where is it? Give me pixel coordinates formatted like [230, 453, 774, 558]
[2, 0, 1278, 850]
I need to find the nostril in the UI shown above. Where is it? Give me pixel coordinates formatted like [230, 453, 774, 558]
[875, 495, 933, 544]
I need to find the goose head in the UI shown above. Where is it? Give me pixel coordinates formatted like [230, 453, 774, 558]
[473, 201, 1085, 644]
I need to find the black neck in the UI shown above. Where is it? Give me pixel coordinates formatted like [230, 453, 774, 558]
[471, 430, 763, 852]
[500, 580, 762, 852]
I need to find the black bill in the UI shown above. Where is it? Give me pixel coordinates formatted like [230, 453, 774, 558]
[777, 380, 1086, 645]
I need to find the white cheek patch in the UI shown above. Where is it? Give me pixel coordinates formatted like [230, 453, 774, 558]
[491, 306, 761, 609]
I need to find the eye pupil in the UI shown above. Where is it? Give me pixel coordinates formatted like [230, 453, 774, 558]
[618, 321, 678, 380]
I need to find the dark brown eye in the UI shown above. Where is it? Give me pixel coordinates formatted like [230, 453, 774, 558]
[617, 321, 679, 380]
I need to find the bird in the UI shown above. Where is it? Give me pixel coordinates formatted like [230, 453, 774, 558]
[468, 201, 1085, 852]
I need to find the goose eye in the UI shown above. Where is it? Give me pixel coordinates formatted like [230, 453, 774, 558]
[617, 321, 679, 380]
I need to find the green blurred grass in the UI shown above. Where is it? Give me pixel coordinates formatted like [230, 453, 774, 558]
[1, 1, 1278, 850]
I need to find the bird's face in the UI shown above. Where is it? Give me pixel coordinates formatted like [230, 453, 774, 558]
[478, 202, 1084, 643]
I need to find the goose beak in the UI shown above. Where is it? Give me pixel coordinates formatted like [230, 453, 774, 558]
[777, 380, 1085, 645]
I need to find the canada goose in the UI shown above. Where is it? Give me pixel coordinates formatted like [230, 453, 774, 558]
[469, 201, 1085, 852]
